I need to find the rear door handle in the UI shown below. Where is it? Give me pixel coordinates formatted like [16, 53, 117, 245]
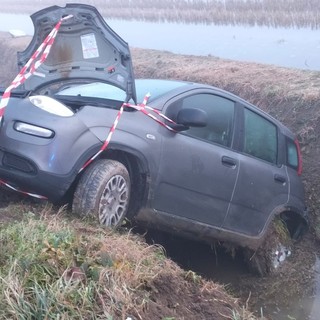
[221, 156, 237, 167]
[274, 174, 286, 184]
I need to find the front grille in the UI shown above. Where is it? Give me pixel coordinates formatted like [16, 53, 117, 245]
[3, 153, 36, 174]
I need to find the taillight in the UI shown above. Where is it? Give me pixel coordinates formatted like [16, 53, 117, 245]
[294, 138, 302, 175]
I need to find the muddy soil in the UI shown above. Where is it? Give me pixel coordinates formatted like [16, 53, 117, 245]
[1, 33, 320, 319]
[235, 235, 319, 319]
[145, 228, 319, 319]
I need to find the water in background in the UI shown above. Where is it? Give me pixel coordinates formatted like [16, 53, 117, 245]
[0, 12, 319, 71]
[109, 20, 320, 71]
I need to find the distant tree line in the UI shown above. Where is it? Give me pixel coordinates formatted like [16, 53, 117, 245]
[2, 0, 320, 29]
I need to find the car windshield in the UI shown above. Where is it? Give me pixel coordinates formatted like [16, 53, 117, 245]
[56, 79, 187, 105]
[135, 79, 187, 103]
[56, 82, 127, 100]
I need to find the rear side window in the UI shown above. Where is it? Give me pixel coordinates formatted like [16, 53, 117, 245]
[243, 108, 278, 164]
[287, 139, 299, 170]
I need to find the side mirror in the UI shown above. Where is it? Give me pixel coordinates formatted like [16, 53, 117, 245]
[177, 108, 207, 128]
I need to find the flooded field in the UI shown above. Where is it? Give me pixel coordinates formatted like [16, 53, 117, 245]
[0, 13, 320, 71]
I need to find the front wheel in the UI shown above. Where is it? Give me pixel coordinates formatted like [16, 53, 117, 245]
[72, 159, 131, 227]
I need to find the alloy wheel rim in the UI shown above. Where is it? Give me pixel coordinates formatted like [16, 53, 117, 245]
[99, 174, 129, 226]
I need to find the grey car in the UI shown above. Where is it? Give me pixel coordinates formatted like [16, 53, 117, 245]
[0, 4, 308, 274]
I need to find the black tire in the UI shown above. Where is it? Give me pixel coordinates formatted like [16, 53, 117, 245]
[72, 159, 131, 227]
[245, 218, 292, 276]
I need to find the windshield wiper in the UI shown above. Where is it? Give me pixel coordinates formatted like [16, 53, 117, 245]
[0, 88, 30, 98]
[54, 94, 124, 109]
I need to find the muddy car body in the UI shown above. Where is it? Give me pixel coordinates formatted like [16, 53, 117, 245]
[0, 4, 308, 273]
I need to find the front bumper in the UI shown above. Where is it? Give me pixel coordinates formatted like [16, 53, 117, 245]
[0, 146, 101, 202]
[0, 98, 104, 201]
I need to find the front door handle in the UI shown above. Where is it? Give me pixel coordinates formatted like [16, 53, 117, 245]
[274, 174, 286, 184]
[221, 156, 237, 167]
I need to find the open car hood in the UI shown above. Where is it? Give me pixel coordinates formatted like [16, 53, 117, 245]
[18, 4, 136, 103]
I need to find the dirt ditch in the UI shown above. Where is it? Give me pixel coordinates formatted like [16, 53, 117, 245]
[1, 34, 320, 319]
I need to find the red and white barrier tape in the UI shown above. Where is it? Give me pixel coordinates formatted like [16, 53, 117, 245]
[0, 180, 47, 199]
[79, 93, 178, 172]
[79, 103, 125, 172]
[0, 15, 179, 199]
[1, 94, 178, 198]
[0, 15, 73, 199]
[0, 14, 73, 121]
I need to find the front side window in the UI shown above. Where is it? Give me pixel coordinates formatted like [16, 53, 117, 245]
[168, 94, 235, 147]
[243, 108, 278, 164]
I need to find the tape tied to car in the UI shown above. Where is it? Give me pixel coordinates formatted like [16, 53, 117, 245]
[0, 95, 179, 199]
[79, 93, 178, 172]
[0, 180, 48, 199]
[0, 15, 73, 199]
[0, 15, 179, 200]
[0, 14, 73, 120]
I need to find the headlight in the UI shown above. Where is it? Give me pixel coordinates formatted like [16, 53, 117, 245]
[14, 122, 54, 138]
[29, 95, 74, 117]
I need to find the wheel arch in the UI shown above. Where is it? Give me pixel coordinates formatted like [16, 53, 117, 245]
[99, 145, 150, 219]
[265, 205, 309, 242]
[279, 208, 309, 240]
[66, 141, 151, 217]
[245, 206, 308, 276]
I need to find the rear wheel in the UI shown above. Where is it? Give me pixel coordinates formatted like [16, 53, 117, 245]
[73, 159, 131, 227]
[246, 217, 292, 276]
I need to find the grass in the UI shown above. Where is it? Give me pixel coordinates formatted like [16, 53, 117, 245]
[273, 217, 291, 245]
[0, 205, 168, 319]
[0, 202, 257, 319]
[1, 0, 320, 29]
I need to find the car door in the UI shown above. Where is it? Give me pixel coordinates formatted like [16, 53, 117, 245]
[222, 106, 289, 236]
[152, 92, 240, 227]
